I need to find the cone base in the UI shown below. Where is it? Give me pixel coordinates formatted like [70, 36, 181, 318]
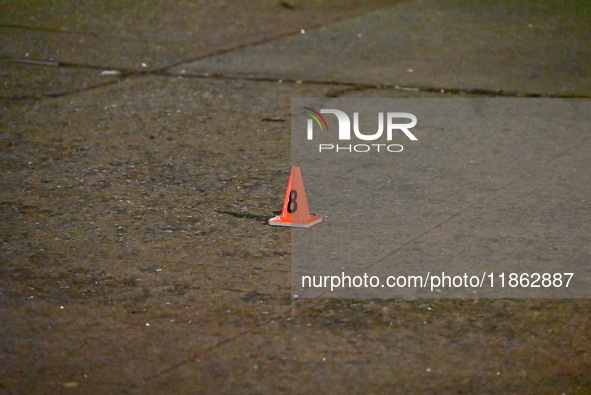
[268, 215, 323, 228]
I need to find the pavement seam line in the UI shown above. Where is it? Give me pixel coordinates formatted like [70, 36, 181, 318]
[3, 56, 136, 72]
[2, 4, 398, 76]
[4, 57, 588, 100]
[161, 73, 590, 99]
[153, 4, 406, 74]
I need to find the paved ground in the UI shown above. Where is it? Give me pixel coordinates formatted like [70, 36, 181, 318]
[1, 1, 590, 394]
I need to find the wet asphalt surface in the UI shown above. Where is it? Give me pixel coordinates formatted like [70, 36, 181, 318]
[1, 1, 590, 393]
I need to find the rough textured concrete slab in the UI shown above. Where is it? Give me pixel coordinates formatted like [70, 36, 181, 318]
[2, 0, 591, 393]
[1, 1, 401, 100]
[0, 76, 332, 391]
[171, 0, 591, 96]
[0, 1, 401, 70]
[2, 75, 590, 392]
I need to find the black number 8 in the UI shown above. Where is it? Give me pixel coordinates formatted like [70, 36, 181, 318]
[287, 190, 298, 213]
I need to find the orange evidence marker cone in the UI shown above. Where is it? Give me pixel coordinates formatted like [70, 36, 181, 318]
[269, 166, 323, 228]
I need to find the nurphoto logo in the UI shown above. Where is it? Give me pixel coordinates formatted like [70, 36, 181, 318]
[302, 107, 418, 153]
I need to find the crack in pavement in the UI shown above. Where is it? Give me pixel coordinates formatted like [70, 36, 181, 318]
[143, 330, 253, 382]
[4, 2, 590, 102]
[5, 7, 590, 102]
[4, 56, 135, 72]
[165, 73, 591, 99]
[143, 304, 294, 382]
[155, 28, 322, 74]
[6, 54, 587, 101]
[152, 3, 408, 74]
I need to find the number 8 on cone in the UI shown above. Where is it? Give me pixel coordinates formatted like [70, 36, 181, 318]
[269, 166, 323, 228]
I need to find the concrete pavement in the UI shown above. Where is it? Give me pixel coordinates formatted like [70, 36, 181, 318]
[1, 0, 590, 393]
